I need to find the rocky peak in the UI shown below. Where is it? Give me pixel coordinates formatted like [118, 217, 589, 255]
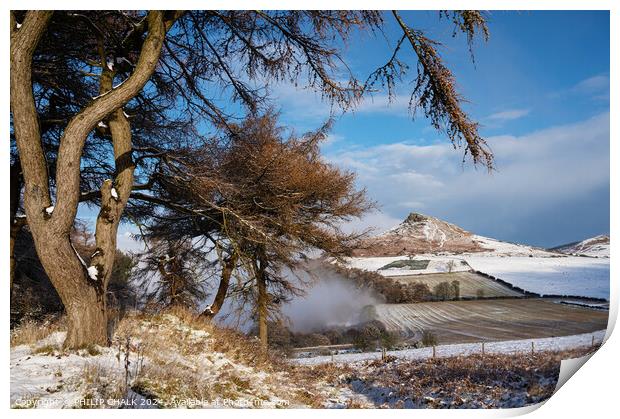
[404, 212, 428, 224]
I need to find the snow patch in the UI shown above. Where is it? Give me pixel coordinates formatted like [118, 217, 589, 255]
[87, 266, 99, 281]
[71, 242, 88, 268]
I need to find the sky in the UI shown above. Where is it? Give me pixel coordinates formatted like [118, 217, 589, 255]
[110, 10, 610, 251]
[271, 10, 611, 248]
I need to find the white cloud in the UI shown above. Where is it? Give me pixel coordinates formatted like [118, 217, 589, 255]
[117, 229, 146, 253]
[326, 113, 610, 242]
[351, 93, 411, 115]
[571, 74, 609, 94]
[487, 108, 530, 121]
[340, 210, 402, 236]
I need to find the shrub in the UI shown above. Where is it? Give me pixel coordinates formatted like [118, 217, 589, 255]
[379, 331, 401, 350]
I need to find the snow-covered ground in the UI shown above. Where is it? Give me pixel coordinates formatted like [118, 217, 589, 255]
[344, 253, 609, 300]
[463, 256, 609, 299]
[10, 314, 296, 408]
[10, 332, 127, 408]
[292, 329, 605, 366]
[345, 255, 471, 276]
[471, 235, 557, 257]
[552, 235, 610, 258]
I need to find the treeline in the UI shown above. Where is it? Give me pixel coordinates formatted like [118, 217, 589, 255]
[267, 320, 403, 353]
[325, 263, 434, 304]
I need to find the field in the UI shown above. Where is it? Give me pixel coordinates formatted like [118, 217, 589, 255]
[392, 271, 523, 298]
[463, 256, 610, 299]
[372, 299, 608, 343]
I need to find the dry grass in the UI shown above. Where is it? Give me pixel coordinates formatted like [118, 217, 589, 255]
[111, 307, 306, 407]
[319, 346, 599, 408]
[78, 363, 126, 408]
[10, 315, 65, 347]
[14, 307, 596, 409]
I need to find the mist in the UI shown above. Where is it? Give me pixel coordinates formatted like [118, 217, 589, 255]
[281, 261, 381, 332]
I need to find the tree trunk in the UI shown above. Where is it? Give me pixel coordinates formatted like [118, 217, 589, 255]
[64, 288, 108, 348]
[10, 160, 23, 291]
[256, 256, 268, 351]
[35, 231, 109, 347]
[10, 218, 26, 291]
[201, 252, 238, 320]
[10, 11, 174, 348]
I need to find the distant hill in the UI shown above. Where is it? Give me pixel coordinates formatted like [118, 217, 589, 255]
[353, 212, 555, 257]
[550, 235, 610, 258]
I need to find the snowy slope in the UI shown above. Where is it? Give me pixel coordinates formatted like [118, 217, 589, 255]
[463, 255, 610, 299]
[345, 255, 471, 276]
[551, 235, 610, 258]
[354, 212, 556, 257]
[11, 314, 297, 408]
[344, 254, 609, 299]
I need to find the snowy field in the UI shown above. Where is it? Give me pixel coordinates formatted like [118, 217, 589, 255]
[463, 256, 610, 300]
[345, 256, 472, 276]
[292, 329, 606, 366]
[345, 254, 610, 300]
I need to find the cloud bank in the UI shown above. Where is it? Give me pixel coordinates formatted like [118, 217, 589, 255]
[332, 112, 610, 247]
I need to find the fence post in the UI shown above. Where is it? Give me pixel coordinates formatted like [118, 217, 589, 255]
[331, 351, 334, 363]
[481, 342, 485, 356]
[531, 341, 534, 355]
[432, 345, 436, 359]
[591, 335, 595, 347]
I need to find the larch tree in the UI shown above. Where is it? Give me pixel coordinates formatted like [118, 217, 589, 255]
[141, 114, 374, 349]
[10, 11, 180, 347]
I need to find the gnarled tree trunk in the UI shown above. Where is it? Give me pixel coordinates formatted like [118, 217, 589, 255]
[10, 11, 173, 348]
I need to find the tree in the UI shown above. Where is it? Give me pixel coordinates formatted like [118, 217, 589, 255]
[143, 114, 373, 349]
[11, 219, 137, 325]
[451, 280, 461, 300]
[135, 239, 208, 309]
[447, 260, 457, 273]
[10, 11, 180, 347]
[433, 281, 452, 301]
[11, 10, 493, 348]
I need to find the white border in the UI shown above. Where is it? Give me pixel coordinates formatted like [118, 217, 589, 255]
[2, 1, 616, 418]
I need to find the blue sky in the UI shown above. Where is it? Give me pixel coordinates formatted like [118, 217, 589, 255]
[270, 10, 610, 247]
[107, 10, 609, 251]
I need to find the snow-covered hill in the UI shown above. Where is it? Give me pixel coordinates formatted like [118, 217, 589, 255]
[551, 235, 610, 258]
[353, 212, 555, 257]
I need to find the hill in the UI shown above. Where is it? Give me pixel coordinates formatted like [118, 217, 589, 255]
[551, 235, 610, 258]
[353, 212, 554, 257]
